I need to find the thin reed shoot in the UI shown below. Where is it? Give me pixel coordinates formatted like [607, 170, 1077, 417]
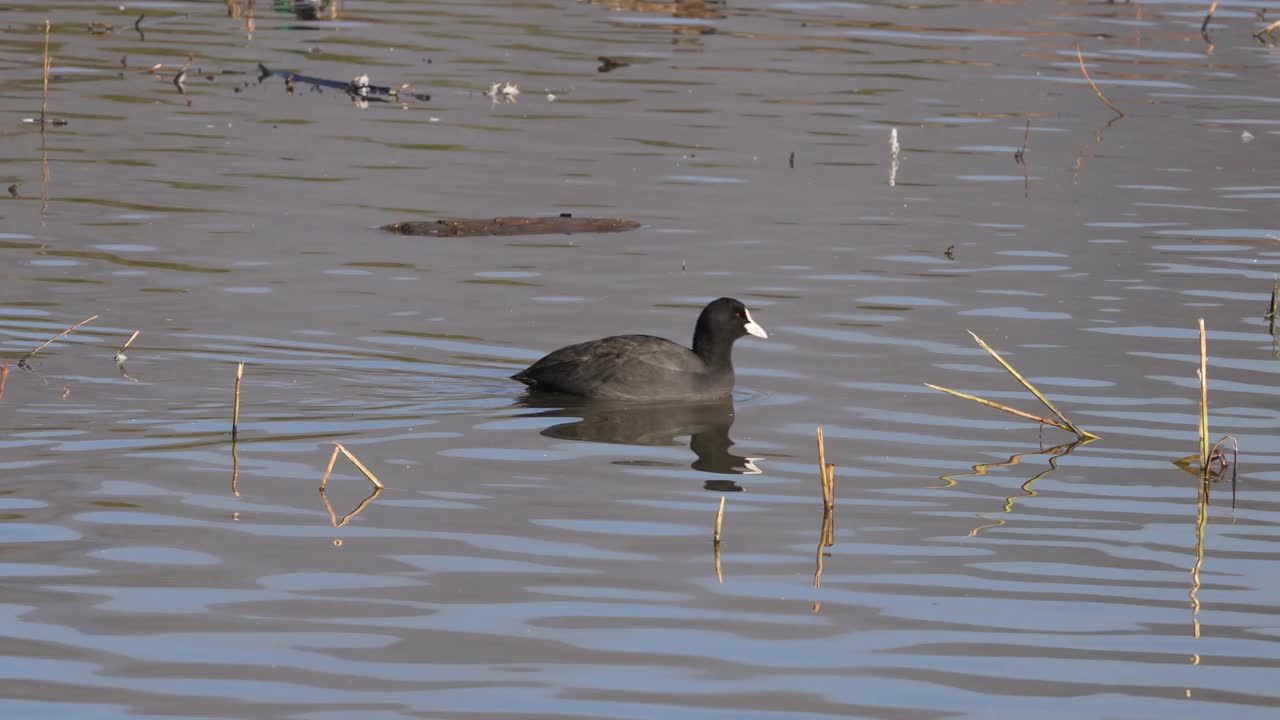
[1075, 42, 1124, 118]
[114, 330, 140, 362]
[232, 362, 244, 438]
[41, 21, 51, 124]
[1201, 0, 1219, 33]
[1267, 276, 1278, 336]
[318, 442, 384, 489]
[816, 426, 835, 510]
[18, 314, 99, 369]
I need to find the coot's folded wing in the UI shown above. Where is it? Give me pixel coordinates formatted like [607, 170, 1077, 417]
[513, 335, 703, 396]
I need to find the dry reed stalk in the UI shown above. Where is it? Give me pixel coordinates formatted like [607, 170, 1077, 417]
[823, 467, 835, 546]
[1268, 276, 1278, 336]
[0, 363, 8, 402]
[18, 314, 98, 368]
[1198, 319, 1209, 472]
[713, 496, 725, 545]
[318, 444, 342, 490]
[41, 21, 50, 124]
[968, 331, 1094, 438]
[926, 383, 1071, 429]
[336, 442, 384, 489]
[1201, 0, 1219, 33]
[39, 22, 51, 219]
[1075, 42, 1124, 118]
[816, 426, 834, 509]
[1258, 19, 1280, 41]
[232, 362, 244, 438]
[114, 330, 140, 365]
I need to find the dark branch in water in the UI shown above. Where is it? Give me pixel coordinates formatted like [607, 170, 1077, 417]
[257, 63, 431, 102]
[382, 216, 641, 237]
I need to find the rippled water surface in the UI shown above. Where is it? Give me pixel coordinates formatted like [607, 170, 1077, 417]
[2, 0, 1280, 717]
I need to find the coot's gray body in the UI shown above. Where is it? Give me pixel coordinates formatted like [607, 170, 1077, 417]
[511, 297, 767, 402]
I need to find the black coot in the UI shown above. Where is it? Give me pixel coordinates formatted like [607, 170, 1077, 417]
[511, 297, 768, 401]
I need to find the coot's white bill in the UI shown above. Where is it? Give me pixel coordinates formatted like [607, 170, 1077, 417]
[743, 308, 768, 339]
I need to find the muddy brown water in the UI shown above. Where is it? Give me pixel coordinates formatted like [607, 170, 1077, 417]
[2, 0, 1280, 717]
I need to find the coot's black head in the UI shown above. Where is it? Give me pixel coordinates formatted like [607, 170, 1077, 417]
[693, 297, 767, 363]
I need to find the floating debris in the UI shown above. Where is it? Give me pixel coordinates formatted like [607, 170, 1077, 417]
[597, 56, 629, 73]
[1242, 130, 1255, 143]
[382, 216, 641, 238]
[257, 63, 431, 103]
[349, 73, 370, 108]
[485, 81, 519, 103]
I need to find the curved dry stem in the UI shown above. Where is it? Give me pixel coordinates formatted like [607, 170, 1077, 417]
[1075, 42, 1124, 118]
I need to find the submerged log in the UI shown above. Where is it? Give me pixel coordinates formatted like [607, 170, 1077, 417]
[381, 216, 641, 237]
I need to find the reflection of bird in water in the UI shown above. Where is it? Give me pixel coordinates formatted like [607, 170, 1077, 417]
[516, 396, 760, 488]
[586, 0, 727, 20]
[586, 0, 727, 48]
[276, 0, 340, 21]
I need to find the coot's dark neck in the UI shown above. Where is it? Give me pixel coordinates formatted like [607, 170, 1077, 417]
[693, 326, 735, 374]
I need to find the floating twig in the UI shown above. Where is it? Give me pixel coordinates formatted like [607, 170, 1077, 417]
[1075, 42, 1124, 118]
[232, 361, 244, 438]
[18, 314, 98, 369]
[0, 363, 8, 402]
